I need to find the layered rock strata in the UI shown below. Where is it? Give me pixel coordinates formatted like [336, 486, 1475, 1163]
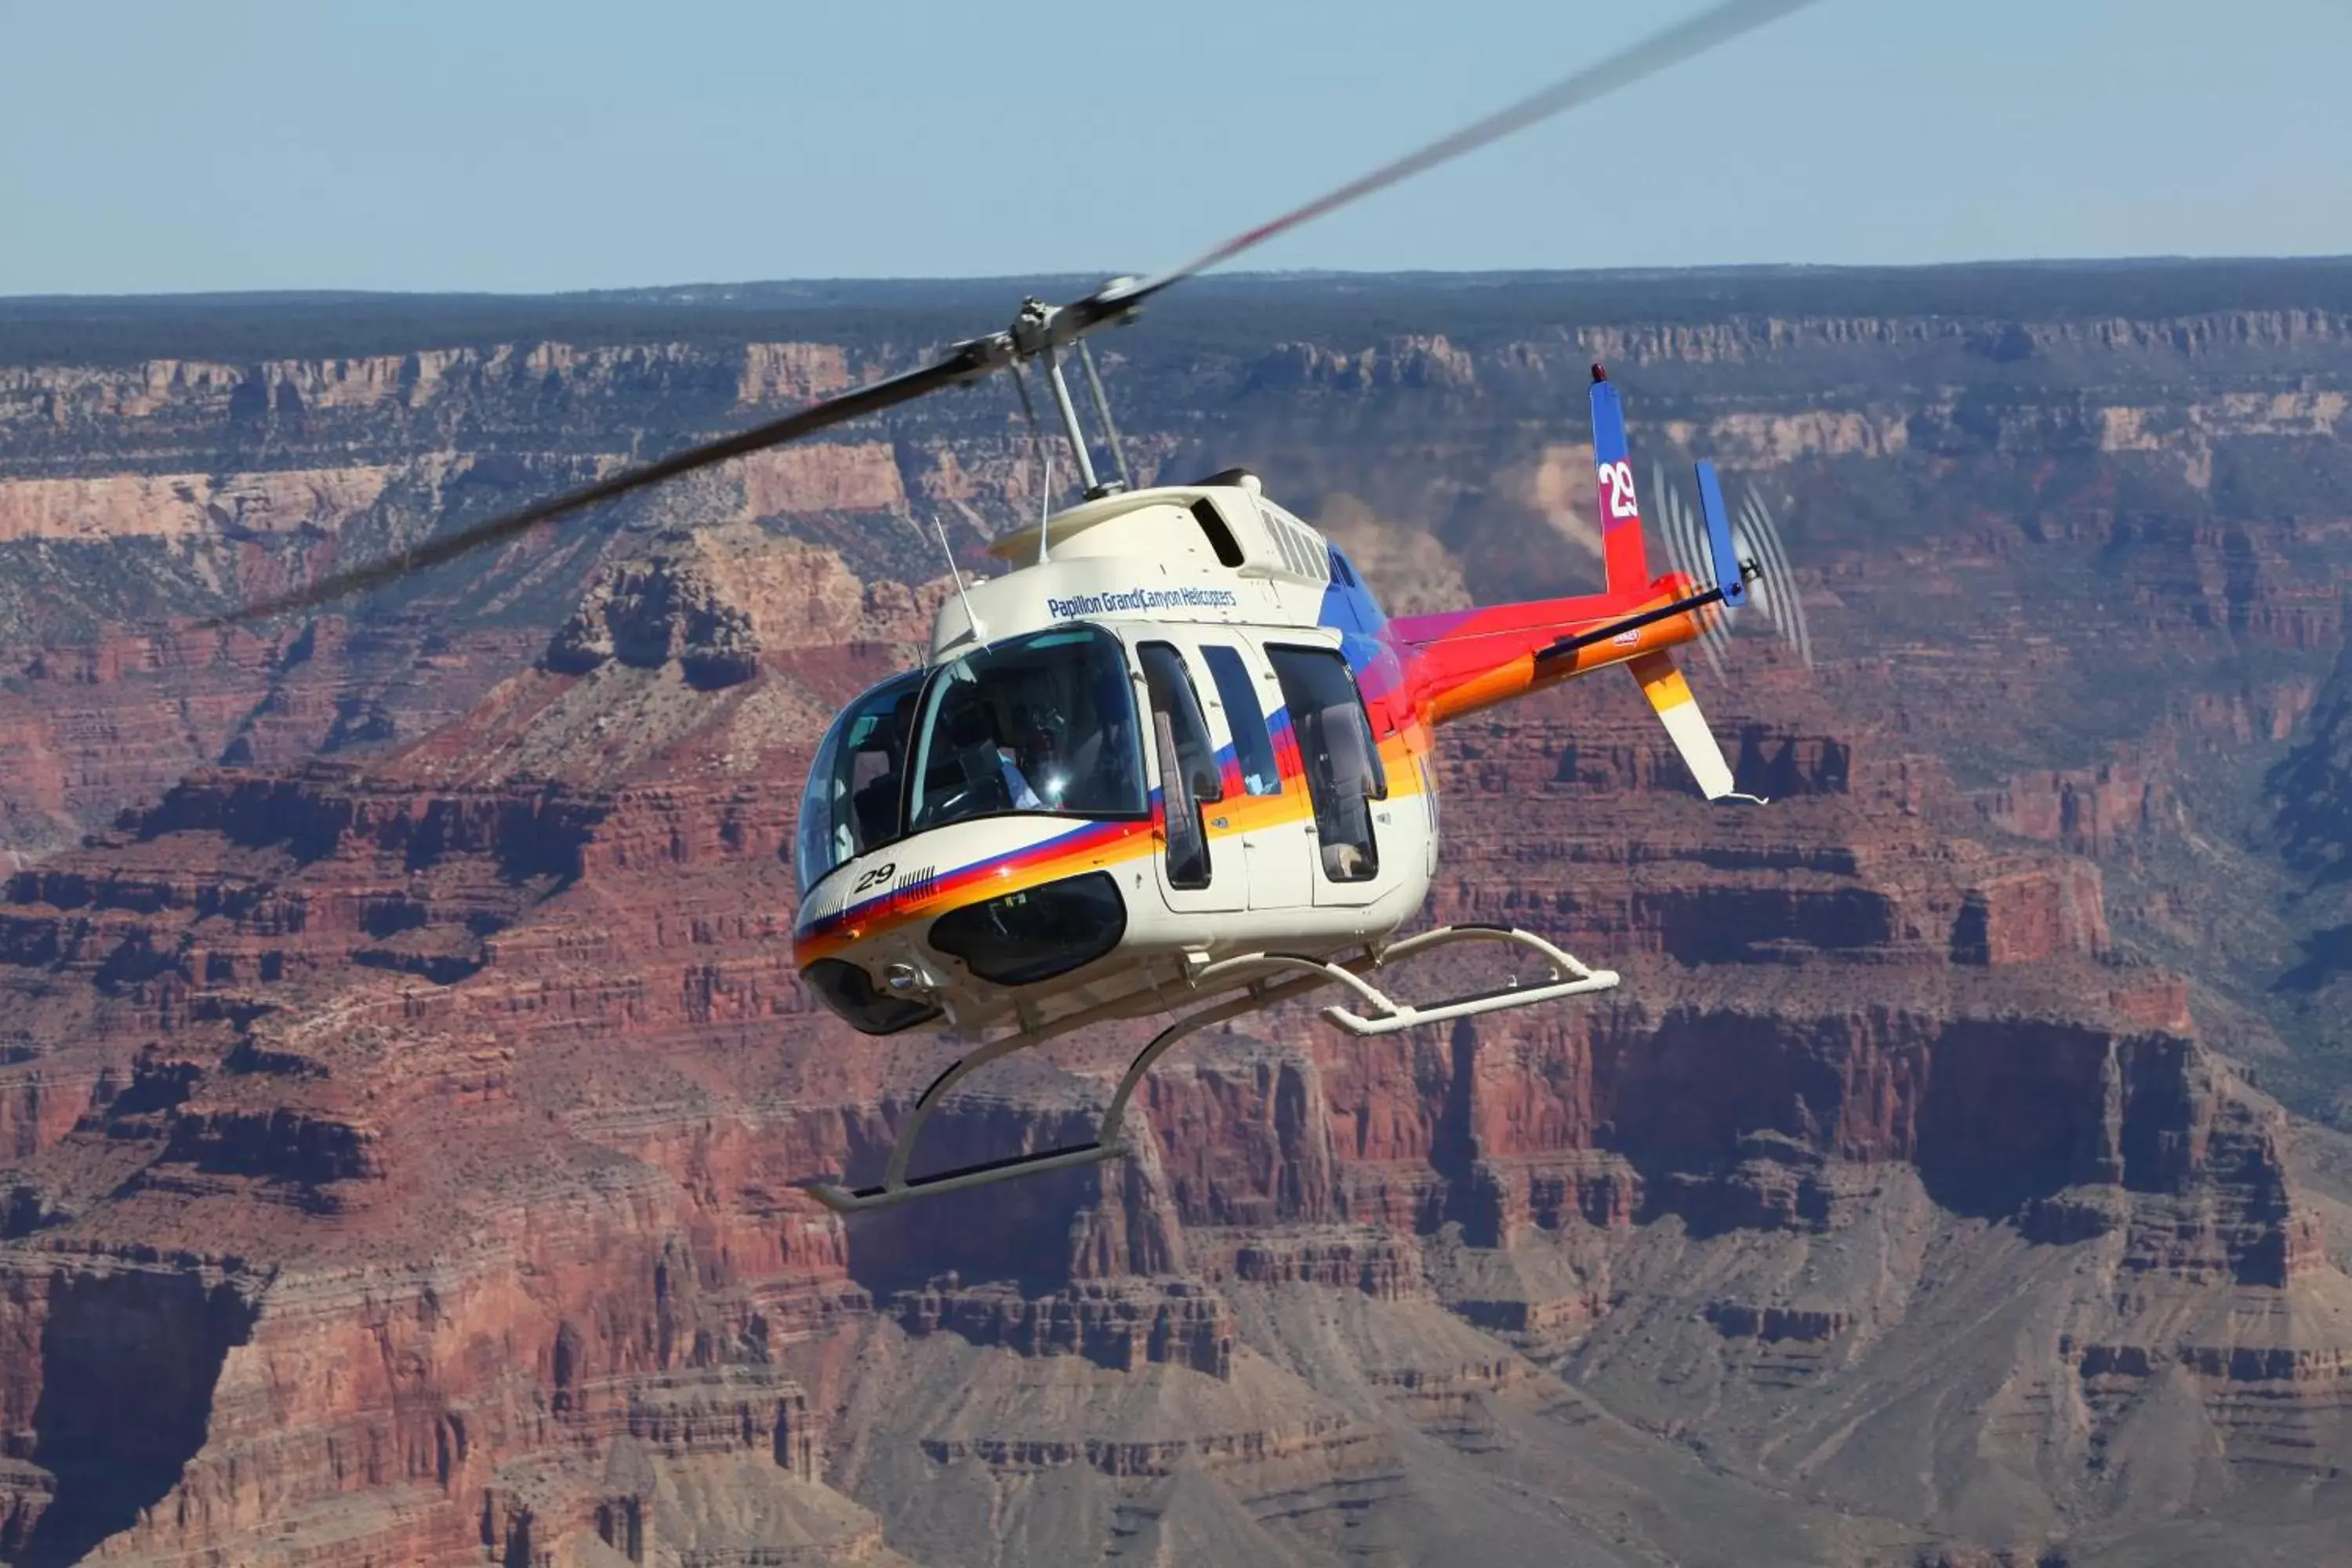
[0, 619, 2334, 1562]
[0, 266, 2349, 1561]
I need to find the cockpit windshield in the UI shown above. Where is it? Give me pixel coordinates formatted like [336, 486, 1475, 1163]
[906, 624, 1146, 831]
[794, 669, 921, 896]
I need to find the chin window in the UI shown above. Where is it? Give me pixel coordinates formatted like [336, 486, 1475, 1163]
[927, 872, 1127, 986]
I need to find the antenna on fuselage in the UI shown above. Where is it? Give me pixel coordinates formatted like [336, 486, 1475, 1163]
[931, 514, 985, 644]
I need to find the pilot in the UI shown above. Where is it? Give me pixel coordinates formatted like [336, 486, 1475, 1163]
[1064, 659, 1145, 811]
[996, 702, 1046, 810]
[999, 749, 1044, 810]
[1011, 701, 1069, 808]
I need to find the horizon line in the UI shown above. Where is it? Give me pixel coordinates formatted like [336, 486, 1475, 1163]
[9, 252, 2352, 309]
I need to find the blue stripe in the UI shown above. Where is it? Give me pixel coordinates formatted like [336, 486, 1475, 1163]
[1590, 377, 1629, 467]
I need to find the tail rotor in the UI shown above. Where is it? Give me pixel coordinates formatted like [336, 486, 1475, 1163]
[1736, 488, 1813, 669]
[1653, 463, 1813, 677]
[1655, 464, 1728, 681]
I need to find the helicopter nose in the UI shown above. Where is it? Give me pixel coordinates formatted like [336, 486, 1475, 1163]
[801, 956, 942, 1036]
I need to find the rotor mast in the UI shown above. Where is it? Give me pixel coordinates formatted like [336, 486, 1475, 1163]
[1011, 296, 1135, 503]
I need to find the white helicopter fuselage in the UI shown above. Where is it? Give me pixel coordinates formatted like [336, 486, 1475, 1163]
[791, 476, 1439, 1040]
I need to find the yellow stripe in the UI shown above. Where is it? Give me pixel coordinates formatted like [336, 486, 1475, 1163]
[1628, 648, 1693, 715]
[806, 729, 1432, 960]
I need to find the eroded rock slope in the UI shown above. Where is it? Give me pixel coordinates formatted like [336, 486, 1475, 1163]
[2, 266, 2351, 1563]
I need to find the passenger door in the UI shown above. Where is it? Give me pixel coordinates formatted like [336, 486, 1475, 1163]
[1265, 642, 1388, 908]
[1136, 639, 1245, 914]
[1196, 638, 1312, 913]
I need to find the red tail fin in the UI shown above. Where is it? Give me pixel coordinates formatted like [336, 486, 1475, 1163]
[1590, 364, 1649, 599]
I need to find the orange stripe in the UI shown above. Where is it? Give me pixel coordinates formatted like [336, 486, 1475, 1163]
[1628, 648, 1693, 713]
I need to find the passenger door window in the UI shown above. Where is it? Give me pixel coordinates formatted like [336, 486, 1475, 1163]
[1267, 645, 1383, 884]
[1139, 643, 1224, 891]
[1200, 644, 1283, 797]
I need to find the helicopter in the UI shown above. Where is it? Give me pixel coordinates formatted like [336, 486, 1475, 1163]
[214, 0, 1828, 1211]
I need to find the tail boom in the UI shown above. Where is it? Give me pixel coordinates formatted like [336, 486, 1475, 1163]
[1397, 578, 1719, 728]
[1384, 365, 1748, 798]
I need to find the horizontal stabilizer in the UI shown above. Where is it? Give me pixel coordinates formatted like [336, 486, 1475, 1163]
[1628, 649, 1762, 804]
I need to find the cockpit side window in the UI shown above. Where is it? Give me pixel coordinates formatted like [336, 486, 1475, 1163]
[1138, 644, 1223, 806]
[906, 624, 1147, 832]
[1139, 643, 1222, 891]
[793, 670, 923, 896]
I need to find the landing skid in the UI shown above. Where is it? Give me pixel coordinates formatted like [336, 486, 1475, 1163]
[801, 924, 1618, 1214]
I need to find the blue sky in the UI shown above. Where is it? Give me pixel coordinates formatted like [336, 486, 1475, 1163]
[3, 0, 2346, 296]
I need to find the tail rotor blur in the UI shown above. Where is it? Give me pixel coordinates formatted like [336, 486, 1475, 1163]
[1653, 463, 1813, 677]
[1736, 489, 1812, 668]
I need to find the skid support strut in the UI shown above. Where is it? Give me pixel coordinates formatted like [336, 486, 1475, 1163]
[800, 924, 1618, 1214]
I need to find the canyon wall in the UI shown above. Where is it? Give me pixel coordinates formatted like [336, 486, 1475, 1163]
[0, 264, 2349, 1563]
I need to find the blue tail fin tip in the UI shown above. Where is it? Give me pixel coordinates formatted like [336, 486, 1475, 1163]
[1694, 461, 1747, 610]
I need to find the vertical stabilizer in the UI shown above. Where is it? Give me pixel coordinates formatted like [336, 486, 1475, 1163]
[1589, 365, 1650, 600]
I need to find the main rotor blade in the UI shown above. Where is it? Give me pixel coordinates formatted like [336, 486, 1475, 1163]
[205, 343, 996, 624]
[1115, 0, 1824, 303]
[212, 0, 1823, 626]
